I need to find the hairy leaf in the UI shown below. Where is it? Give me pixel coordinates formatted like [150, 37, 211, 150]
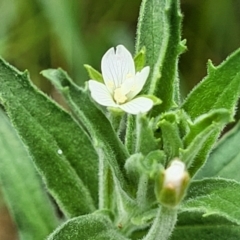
[42, 68, 131, 195]
[180, 124, 219, 173]
[135, 115, 159, 155]
[171, 211, 240, 240]
[0, 109, 58, 240]
[195, 121, 240, 181]
[181, 178, 240, 225]
[183, 49, 240, 119]
[183, 109, 231, 147]
[159, 112, 183, 163]
[47, 213, 129, 240]
[136, 0, 183, 112]
[136, 0, 170, 93]
[181, 49, 240, 176]
[179, 109, 231, 175]
[182, 49, 240, 174]
[0, 58, 98, 217]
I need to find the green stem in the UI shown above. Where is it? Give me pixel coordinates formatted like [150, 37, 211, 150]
[143, 206, 177, 240]
[98, 148, 113, 210]
[108, 111, 124, 133]
[117, 114, 127, 137]
[125, 115, 136, 154]
[136, 174, 149, 207]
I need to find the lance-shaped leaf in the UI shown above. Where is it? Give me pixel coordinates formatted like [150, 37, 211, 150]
[41, 69, 130, 194]
[135, 114, 159, 155]
[0, 58, 97, 217]
[47, 213, 129, 240]
[182, 49, 240, 120]
[180, 125, 219, 174]
[182, 49, 240, 177]
[136, 0, 184, 113]
[158, 112, 183, 163]
[183, 109, 231, 147]
[136, 0, 170, 93]
[180, 109, 231, 175]
[171, 211, 240, 240]
[195, 121, 240, 181]
[0, 109, 58, 240]
[181, 178, 240, 225]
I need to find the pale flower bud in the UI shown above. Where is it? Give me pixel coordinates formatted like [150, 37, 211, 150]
[155, 159, 189, 208]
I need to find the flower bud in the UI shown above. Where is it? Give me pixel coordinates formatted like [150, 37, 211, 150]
[155, 159, 189, 208]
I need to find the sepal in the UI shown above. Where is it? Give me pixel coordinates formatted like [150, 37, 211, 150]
[141, 94, 162, 106]
[84, 64, 104, 83]
[134, 46, 146, 72]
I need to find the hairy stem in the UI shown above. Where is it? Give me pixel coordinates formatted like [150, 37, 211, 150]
[143, 206, 177, 240]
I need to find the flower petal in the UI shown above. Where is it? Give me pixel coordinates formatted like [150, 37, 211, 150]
[127, 66, 150, 100]
[88, 80, 117, 107]
[119, 97, 153, 115]
[101, 45, 135, 91]
[121, 76, 135, 95]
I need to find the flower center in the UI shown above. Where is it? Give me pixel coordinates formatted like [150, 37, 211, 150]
[113, 87, 127, 104]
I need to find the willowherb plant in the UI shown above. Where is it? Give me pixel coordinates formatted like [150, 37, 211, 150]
[0, 0, 240, 239]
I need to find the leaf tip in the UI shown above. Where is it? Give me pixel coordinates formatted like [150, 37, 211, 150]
[207, 60, 216, 74]
[178, 39, 187, 54]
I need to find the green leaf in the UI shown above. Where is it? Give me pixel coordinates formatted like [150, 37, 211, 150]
[183, 109, 232, 146]
[41, 68, 131, 195]
[0, 58, 98, 217]
[171, 211, 240, 240]
[181, 49, 240, 176]
[135, 115, 159, 155]
[136, 0, 183, 113]
[84, 64, 103, 83]
[152, 0, 184, 113]
[158, 112, 183, 163]
[180, 124, 219, 173]
[136, 0, 169, 75]
[136, 0, 170, 93]
[195, 121, 240, 181]
[182, 49, 240, 120]
[40, 67, 135, 227]
[47, 213, 129, 240]
[0, 109, 58, 240]
[187, 131, 220, 177]
[181, 178, 240, 225]
[180, 109, 231, 175]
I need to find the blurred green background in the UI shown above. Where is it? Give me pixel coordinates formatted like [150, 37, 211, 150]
[1, 0, 240, 94]
[0, 0, 240, 238]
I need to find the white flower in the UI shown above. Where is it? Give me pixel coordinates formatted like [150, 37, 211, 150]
[163, 160, 186, 194]
[157, 159, 189, 208]
[88, 45, 153, 115]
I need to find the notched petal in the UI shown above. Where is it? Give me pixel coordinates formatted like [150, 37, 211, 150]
[101, 45, 135, 89]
